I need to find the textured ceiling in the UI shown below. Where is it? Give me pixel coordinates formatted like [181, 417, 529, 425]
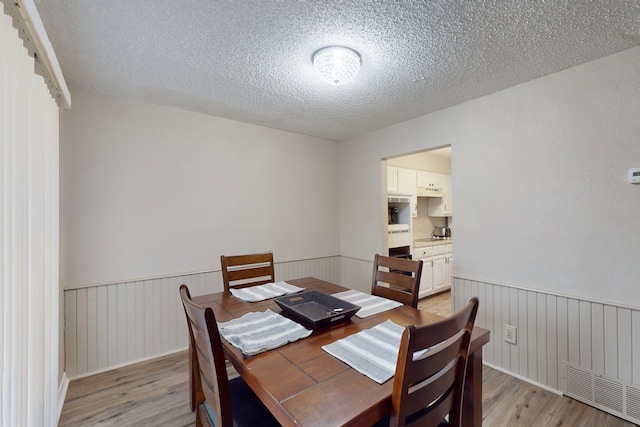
[35, 0, 640, 141]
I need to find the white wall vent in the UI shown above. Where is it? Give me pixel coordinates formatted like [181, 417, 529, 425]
[563, 362, 640, 425]
[594, 376, 623, 413]
[627, 385, 640, 421]
[566, 364, 593, 401]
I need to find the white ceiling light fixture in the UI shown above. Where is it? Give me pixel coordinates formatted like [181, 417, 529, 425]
[313, 46, 361, 86]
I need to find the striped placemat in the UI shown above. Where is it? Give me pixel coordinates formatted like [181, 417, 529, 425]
[322, 320, 404, 384]
[229, 281, 304, 302]
[218, 309, 312, 356]
[332, 289, 403, 317]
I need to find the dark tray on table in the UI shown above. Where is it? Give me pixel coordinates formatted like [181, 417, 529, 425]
[274, 291, 360, 329]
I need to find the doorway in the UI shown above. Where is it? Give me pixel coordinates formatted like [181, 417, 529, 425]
[383, 146, 453, 301]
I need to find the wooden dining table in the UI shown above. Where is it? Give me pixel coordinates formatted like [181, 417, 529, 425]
[191, 277, 490, 427]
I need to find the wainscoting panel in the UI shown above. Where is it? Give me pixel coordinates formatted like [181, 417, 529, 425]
[452, 277, 640, 423]
[339, 256, 374, 293]
[275, 256, 340, 285]
[65, 256, 340, 378]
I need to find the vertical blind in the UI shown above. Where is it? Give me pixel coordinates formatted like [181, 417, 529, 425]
[1, 3, 62, 426]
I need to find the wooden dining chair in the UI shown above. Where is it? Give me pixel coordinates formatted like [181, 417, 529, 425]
[179, 285, 280, 427]
[371, 254, 423, 308]
[387, 297, 479, 427]
[220, 251, 275, 292]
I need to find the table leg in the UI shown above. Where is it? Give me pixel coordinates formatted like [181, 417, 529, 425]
[463, 348, 483, 426]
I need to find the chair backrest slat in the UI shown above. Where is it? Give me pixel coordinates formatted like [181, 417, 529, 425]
[221, 252, 275, 291]
[371, 254, 423, 308]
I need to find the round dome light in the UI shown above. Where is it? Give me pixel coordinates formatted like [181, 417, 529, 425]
[312, 46, 361, 86]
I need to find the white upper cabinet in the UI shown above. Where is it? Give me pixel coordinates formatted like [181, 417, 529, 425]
[387, 166, 399, 193]
[398, 169, 418, 217]
[427, 174, 452, 216]
[397, 168, 416, 195]
[416, 171, 443, 192]
[388, 167, 453, 217]
[388, 166, 416, 195]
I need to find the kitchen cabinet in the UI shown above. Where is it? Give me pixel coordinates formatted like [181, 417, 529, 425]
[435, 243, 453, 292]
[398, 169, 418, 217]
[414, 243, 453, 298]
[388, 167, 418, 216]
[431, 244, 447, 292]
[387, 166, 399, 193]
[427, 174, 452, 217]
[419, 259, 434, 298]
[410, 195, 417, 218]
[432, 255, 447, 292]
[388, 166, 417, 195]
[417, 171, 442, 192]
[397, 168, 416, 195]
[445, 254, 453, 290]
[414, 246, 434, 298]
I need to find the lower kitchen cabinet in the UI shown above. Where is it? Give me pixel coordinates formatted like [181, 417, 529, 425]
[418, 257, 434, 298]
[445, 244, 453, 291]
[433, 255, 447, 292]
[414, 243, 453, 298]
[445, 253, 453, 291]
[414, 246, 432, 298]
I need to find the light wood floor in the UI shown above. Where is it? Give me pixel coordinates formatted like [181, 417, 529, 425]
[417, 289, 453, 316]
[59, 291, 637, 427]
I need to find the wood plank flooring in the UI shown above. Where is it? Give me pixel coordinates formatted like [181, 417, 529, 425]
[59, 291, 637, 426]
[417, 289, 452, 316]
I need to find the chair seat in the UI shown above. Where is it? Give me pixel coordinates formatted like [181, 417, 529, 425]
[203, 377, 280, 427]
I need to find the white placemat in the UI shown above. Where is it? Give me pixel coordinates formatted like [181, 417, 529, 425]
[218, 309, 312, 356]
[332, 289, 403, 317]
[229, 281, 304, 302]
[322, 320, 404, 384]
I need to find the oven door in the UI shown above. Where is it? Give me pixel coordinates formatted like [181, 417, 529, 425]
[388, 246, 413, 276]
[389, 245, 411, 260]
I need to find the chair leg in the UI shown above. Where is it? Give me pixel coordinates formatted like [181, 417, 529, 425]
[189, 339, 205, 411]
[189, 343, 196, 411]
[195, 408, 205, 427]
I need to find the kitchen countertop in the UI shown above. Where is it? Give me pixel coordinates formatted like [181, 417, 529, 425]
[413, 238, 453, 248]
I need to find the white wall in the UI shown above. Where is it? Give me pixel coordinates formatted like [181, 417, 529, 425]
[340, 46, 640, 308]
[60, 89, 340, 288]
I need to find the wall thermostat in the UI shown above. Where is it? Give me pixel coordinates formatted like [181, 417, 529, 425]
[629, 167, 640, 184]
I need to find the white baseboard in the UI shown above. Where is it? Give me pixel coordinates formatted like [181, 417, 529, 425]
[67, 347, 188, 380]
[57, 371, 69, 423]
[483, 361, 563, 396]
